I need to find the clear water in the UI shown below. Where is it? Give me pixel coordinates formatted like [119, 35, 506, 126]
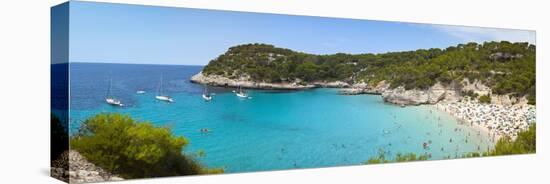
[68, 63, 492, 173]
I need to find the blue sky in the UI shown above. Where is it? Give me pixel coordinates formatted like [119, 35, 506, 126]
[67, 1, 535, 65]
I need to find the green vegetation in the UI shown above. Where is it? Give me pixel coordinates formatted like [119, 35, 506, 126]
[365, 149, 429, 164]
[478, 94, 491, 103]
[527, 89, 536, 105]
[489, 124, 536, 155]
[51, 113, 68, 162]
[463, 90, 479, 99]
[203, 42, 535, 101]
[70, 113, 223, 179]
[464, 123, 535, 157]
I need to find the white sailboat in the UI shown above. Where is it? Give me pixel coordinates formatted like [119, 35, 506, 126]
[202, 85, 212, 101]
[155, 74, 174, 103]
[105, 77, 124, 107]
[235, 85, 248, 98]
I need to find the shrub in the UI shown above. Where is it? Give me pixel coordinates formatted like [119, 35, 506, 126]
[394, 153, 429, 162]
[462, 124, 536, 158]
[51, 113, 68, 162]
[365, 150, 428, 164]
[489, 124, 536, 155]
[70, 113, 222, 179]
[527, 94, 536, 105]
[365, 149, 389, 164]
[463, 90, 478, 98]
[478, 94, 491, 103]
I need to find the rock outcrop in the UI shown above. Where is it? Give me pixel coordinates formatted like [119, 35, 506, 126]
[192, 72, 522, 107]
[491, 94, 529, 106]
[338, 81, 460, 106]
[51, 150, 123, 184]
[313, 81, 350, 88]
[190, 72, 315, 90]
[364, 81, 390, 94]
[461, 79, 492, 96]
[381, 82, 458, 106]
[489, 52, 523, 61]
[339, 81, 389, 95]
[191, 72, 352, 90]
[339, 88, 366, 95]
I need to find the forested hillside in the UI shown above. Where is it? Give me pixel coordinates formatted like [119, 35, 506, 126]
[202, 42, 535, 103]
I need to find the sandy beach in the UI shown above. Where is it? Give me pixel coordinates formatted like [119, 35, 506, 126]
[435, 97, 535, 142]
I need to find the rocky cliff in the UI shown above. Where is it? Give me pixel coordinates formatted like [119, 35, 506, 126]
[51, 150, 123, 184]
[339, 81, 389, 95]
[381, 82, 459, 105]
[191, 72, 352, 89]
[191, 72, 314, 89]
[339, 81, 461, 106]
[192, 72, 526, 106]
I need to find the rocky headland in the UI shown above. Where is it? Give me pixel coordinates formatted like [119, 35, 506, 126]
[191, 72, 314, 89]
[191, 72, 351, 90]
[192, 72, 504, 107]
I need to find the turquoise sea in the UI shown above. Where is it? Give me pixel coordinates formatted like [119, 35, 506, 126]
[68, 63, 492, 173]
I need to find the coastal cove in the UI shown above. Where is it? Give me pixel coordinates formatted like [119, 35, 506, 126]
[47, 3, 539, 182]
[69, 63, 494, 173]
[191, 42, 536, 142]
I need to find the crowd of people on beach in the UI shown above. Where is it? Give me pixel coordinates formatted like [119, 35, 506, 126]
[437, 97, 536, 140]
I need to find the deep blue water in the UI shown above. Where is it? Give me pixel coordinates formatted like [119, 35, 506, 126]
[69, 63, 492, 173]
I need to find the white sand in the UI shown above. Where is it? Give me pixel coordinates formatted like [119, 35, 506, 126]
[435, 97, 535, 141]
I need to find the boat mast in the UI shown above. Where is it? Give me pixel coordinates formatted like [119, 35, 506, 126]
[158, 74, 163, 96]
[107, 77, 112, 98]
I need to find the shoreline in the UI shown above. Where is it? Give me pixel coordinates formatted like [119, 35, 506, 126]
[191, 72, 454, 106]
[190, 72, 356, 90]
[433, 103, 500, 144]
[190, 72, 316, 90]
[433, 99, 535, 142]
[191, 72, 535, 142]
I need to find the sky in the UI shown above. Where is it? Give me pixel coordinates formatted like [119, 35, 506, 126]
[65, 1, 535, 65]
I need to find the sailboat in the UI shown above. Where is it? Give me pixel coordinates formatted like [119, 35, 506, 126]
[235, 85, 248, 98]
[105, 77, 124, 107]
[155, 74, 174, 103]
[202, 85, 212, 101]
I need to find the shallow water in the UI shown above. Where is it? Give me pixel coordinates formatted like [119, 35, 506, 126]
[68, 63, 492, 173]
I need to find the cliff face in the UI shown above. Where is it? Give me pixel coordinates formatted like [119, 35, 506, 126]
[491, 94, 529, 106]
[339, 81, 461, 105]
[379, 80, 530, 106]
[339, 81, 389, 95]
[381, 83, 457, 105]
[190, 72, 315, 89]
[191, 71, 356, 90]
[313, 81, 350, 88]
